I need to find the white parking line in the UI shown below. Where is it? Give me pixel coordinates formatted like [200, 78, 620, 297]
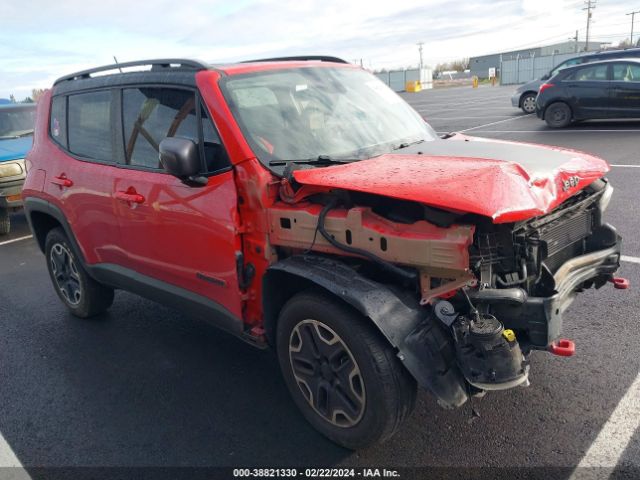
[0, 235, 33, 247]
[611, 165, 640, 168]
[570, 372, 640, 476]
[425, 106, 516, 111]
[0, 431, 30, 479]
[424, 116, 513, 120]
[465, 130, 640, 133]
[622, 255, 640, 264]
[460, 115, 527, 133]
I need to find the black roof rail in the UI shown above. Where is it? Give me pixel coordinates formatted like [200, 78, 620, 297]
[54, 59, 210, 85]
[240, 55, 349, 64]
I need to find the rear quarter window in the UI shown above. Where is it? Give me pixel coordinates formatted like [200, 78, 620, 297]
[50, 96, 67, 148]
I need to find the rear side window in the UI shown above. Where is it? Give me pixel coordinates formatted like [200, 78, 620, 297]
[612, 63, 640, 82]
[122, 88, 197, 169]
[68, 91, 113, 161]
[565, 64, 608, 81]
[50, 96, 67, 148]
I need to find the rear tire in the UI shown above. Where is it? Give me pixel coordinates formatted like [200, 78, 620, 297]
[276, 290, 417, 449]
[544, 102, 572, 128]
[45, 227, 114, 318]
[520, 92, 537, 114]
[0, 208, 10, 235]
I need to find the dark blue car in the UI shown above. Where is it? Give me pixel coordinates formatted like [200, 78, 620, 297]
[0, 103, 36, 234]
[536, 58, 640, 128]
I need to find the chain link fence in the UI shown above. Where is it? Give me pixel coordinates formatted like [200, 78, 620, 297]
[500, 52, 587, 85]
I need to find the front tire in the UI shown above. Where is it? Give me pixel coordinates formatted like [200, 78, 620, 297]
[45, 227, 114, 318]
[520, 92, 537, 114]
[0, 208, 10, 235]
[544, 102, 572, 128]
[276, 291, 417, 449]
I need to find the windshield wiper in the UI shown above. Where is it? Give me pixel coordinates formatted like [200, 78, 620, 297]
[269, 155, 356, 167]
[393, 139, 426, 150]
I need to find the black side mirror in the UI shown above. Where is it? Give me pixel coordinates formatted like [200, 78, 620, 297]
[541, 73, 550, 80]
[159, 137, 200, 178]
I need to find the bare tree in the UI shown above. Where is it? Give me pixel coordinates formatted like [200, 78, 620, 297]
[618, 38, 632, 48]
[435, 58, 470, 73]
[31, 89, 46, 102]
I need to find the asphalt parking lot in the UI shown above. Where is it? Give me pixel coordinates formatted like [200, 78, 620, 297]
[1, 85, 639, 478]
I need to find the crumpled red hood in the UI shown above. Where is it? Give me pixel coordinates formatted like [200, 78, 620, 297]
[292, 135, 609, 223]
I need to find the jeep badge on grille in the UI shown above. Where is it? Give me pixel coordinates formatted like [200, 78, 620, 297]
[562, 176, 580, 191]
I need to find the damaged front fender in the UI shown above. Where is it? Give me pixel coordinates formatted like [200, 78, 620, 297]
[263, 255, 469, 408]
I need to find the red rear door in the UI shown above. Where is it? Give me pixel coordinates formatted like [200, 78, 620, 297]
[45, 90, 125, 266]
[113, 86, 243, 318]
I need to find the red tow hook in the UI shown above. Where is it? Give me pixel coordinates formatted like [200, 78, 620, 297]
[548, 339, 576, 357]
[610, 277, 630, 289]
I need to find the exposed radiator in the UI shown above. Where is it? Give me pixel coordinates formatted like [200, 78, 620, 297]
[538, 210, 593, 271]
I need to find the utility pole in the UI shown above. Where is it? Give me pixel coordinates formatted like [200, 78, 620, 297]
[627, 11, 640, 46]
[583, 0, 596, 52]
[417, 42, 424, 70]
[569, 30, 579, 53]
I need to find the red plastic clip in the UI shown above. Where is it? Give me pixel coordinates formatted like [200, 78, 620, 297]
[610, 277, 630, 290]
[548, 339, 575, 357]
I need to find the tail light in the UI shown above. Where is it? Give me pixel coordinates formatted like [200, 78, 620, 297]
[539, 83, 554, 95]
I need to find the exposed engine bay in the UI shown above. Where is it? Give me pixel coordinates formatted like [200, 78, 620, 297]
[267, 177, 622, 406]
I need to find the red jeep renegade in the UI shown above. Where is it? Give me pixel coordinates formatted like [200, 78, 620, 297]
[23, 57, 625, 449]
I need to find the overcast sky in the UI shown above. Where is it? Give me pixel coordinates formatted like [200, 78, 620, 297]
[1, 0, 639, 99]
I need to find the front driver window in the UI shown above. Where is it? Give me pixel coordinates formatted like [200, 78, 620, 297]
[122, 88, 197, 169]
[613, 63, 640, 82]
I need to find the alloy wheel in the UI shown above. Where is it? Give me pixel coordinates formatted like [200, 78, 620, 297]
[288, 319, 366, 428]
[50, 243, 82, 306]
[522, 95, 536, 113]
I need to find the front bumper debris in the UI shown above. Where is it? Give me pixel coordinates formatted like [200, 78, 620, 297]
[477, 238, 622, 348]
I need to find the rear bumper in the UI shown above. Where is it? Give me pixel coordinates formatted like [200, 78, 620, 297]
[474, 234, 622, 348]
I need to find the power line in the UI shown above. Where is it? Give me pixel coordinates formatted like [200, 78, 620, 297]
[583, 0, 596, 51]
[627, 10, 640, 44]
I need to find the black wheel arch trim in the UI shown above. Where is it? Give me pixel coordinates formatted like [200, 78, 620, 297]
[24, 197, 87, 263]
[263, 255, 469, 408]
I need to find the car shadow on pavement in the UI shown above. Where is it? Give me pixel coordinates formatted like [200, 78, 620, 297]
[0, 292, 349, 468]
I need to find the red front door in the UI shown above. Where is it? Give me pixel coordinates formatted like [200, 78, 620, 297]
[113, 86, 243, 318]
